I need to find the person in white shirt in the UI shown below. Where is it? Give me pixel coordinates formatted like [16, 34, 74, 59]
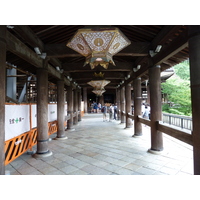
[143, 106, 150, 119]
[141, 103, 145, 115]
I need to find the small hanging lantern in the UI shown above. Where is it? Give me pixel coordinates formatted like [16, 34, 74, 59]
[92, 89, 106, 96]
[87, 80, 110, 89]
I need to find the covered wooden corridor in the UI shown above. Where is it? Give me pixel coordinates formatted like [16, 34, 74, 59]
[0, 25, 200, 175]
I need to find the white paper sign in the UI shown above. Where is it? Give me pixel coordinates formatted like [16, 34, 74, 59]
[5, 105, 30, 141]
[48, 104, 57, 122]
[31, 104, 37, 128]
[5, 103, 68, 141]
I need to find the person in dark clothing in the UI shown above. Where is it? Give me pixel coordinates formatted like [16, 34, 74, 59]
[93, 101, 98, 113]
[102, 105, 107, 121]
[113, 104, 117, 120]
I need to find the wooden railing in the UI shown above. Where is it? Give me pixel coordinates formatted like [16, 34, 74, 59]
[162, 113, 192, 130]
[126, 112, 193, 146]
[157, 121, 192, 145]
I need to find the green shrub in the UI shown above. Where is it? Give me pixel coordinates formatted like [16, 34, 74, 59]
[162, 104, 170, 112]
[168, 108, 184, 115]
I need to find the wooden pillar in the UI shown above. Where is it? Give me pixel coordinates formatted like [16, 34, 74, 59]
[114, 90, 116, 104]
[120, 86, 125, 123]
[83, 87, 88, 114]
[55, 79, 68, 140]
[125, 83, 132, 128]
[146, 84, 150, 105]
[131, 88, 134, 113]
[67, 84, 74, 130]
[133, 78, 142, 137]
[33, 66, 52, 158]
[99, 95, 104, 106]
[148, 65, 163, 153]
[188, 25, 200, 175]
[117, 89, 121, 120]
[0, 26, 6, 174]
[74, 88, 78, 125]
[78, 89, 82, 121]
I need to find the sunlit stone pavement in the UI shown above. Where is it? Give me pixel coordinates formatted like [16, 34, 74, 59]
[5, 113, 193, 175]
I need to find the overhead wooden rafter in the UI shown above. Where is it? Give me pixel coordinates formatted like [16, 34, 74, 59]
[5, 25, 189, 92]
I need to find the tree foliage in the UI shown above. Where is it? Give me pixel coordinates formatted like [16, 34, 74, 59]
[161, 60, 191, 116]
[174, 60, 190, 81]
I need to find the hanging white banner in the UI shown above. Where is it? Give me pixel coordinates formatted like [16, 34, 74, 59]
[48, 104, 57, 122]
[5, 105, 30, 141]
[31, 104, 37, 128]
[65, 103, 67, 117]
[5, 103, 68, 140]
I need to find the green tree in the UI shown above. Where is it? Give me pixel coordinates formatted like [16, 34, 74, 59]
[161, 60, 191, 116]
[174, 60, 190, 81]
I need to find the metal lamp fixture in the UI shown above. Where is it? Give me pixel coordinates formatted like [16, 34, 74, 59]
[92, 89, 106, 96]
[66, 27, 131, 69]
[93, 72, 104, 78]
[34, 47, 41, 55]
[87, 80, 110, 89]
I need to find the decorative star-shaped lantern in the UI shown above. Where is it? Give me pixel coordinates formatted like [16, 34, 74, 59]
[92, 89, 106, 96]
[66, 27, 131, 69]
[87, 80, 110, 89]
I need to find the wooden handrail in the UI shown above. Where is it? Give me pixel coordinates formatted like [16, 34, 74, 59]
[127, 113, 134, 120]
[121, 111, 126, 116]
[162, 113, 192, 130]
[127, 114, 192, 146]
[138, 115, 151, 126]
[157, 121, 193, 145]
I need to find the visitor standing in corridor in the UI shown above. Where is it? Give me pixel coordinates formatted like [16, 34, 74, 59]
[102, 105, 107, 122]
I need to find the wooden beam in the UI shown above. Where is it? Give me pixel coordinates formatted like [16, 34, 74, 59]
[151, 25, 184, 50]
[6, 63, 36, 77]
[134, 26, 188, 68]
[45, 42, 150, 58]
[13, 25, 62, 68]
[116, 53, 148, 56]
[13, 25, 44, 50]
[62, 61, 133, 72]
[157, 122, 192, 145]
[6, 31, 43, 68]
[34, 25, 60, 35]
[153, 28, 188, 65]
[6, 96, 19, 104]
[6, 31, 70, 86]
[74, 77, 123, 81]
[118, 27, 189, 89]
[71, 71, 126, 80]
[7, 75, 27, 77]
[138, 116, 151, 126]
[135, 116, 192, 145]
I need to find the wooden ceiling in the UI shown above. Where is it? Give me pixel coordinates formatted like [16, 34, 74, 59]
[5, 25, 189, 94]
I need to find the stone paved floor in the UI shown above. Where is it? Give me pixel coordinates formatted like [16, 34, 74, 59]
[5, 113, 193, 175]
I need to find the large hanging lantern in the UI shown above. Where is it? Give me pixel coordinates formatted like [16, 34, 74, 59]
[66, 27, 131, 69]
[87, 80, 110, 89]
[92, 89, 106, 96]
